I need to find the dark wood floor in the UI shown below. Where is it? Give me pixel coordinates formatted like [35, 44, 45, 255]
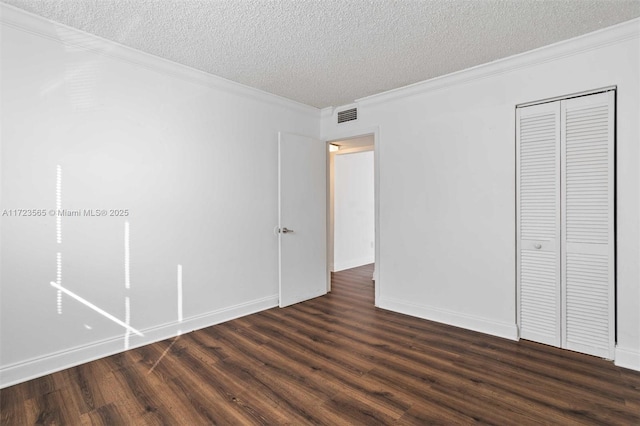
[2, 264, 639, 425]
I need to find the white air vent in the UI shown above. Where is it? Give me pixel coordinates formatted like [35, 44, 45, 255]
[337, 108, 358, 124]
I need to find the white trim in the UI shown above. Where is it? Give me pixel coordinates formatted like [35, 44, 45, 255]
[614, 346, 640, 372]
[516, 85, 616, 108]
[320, 107, 334, 120]
[333, 257, 375, 272]
[0, 3, 318, 116]
[0, 294, 278, 389]
[335, 145, 374, 155]
[356, 18, 640, 107]
[324, 125, 381, 305]
[378, 296, 519, 341]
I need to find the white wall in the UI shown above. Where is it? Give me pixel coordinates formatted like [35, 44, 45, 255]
[333, 151, 374, 271]
[322, 20, 640, 371]
[0, 6, 319, 388]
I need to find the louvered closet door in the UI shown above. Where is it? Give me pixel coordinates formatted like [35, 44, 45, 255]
[516, 102, 561, 347]
[561, 92, 615, 359]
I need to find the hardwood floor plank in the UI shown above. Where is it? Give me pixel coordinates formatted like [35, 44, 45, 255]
[63, 362, 108, 415]
[110, 363, 181, 425]
[0, 391, 33, 426]
[248, 323, 413, 419]
[32, 389, 74, 425]
[78, 402, 128, 426]
[397, 399, 479, 426]
[250, 312, 378, 378]
[367, 360, 535, 425]
[320, 391, 399, 425]
[138, 337, 268, 425]
[2, 264, 639, 425]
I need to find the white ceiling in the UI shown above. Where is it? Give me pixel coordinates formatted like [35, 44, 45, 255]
[3, 0, 639, 108]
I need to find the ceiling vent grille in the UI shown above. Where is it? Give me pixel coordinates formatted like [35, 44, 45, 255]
[337, 108, 358, 124]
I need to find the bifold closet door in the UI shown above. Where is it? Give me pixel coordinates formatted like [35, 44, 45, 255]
[516, 101, 562, 347]
[561, 91, 615, 359]
[517, 91, 615, 359]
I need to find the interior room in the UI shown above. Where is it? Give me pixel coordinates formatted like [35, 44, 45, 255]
[1, 1, 639, 423]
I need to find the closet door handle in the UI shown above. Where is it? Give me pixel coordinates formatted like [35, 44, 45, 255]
[534, 243, 542, 249]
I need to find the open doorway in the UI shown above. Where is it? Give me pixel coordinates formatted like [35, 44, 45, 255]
[327, 134, 376, 294]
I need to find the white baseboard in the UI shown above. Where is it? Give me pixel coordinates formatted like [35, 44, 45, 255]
[377, 296, 519, 341]
[333, 256, 375, 272]
[615, 346, 640, 372]
[0, 295, 278, 389]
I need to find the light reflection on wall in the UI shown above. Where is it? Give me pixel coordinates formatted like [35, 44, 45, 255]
[50, 168, 146, 346]
[50, 27, 99, 110]
[56, 165, 62, 313]
[124, 221, 131, 349]
[41, 18, 143, 110]
[56, 165, 62, 243]
[177, 264, 183, 335]
[124, 296, 131, 349]
[50, 281, 143, 336]
[56, 252, 62, 315]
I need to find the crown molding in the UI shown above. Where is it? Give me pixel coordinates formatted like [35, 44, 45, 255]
[356, 18, 640, 107]
[320, 107, 334, 119]
[0, 3, 319, 116]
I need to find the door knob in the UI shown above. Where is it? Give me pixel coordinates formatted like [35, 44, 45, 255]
[281, 227, 294, 234]
[534, 243, 542, 249]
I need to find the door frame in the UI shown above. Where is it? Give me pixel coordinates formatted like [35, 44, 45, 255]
[325, 126, 381, 306]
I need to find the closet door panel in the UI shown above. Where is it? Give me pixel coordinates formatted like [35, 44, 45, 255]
[561, 91, 615, 359]
[517, 102, 561, 347]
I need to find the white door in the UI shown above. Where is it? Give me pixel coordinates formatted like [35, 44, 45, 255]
[516, 101, 562, 347]
[517, 90, 616, 359]
[278, 132, 327, 307]
[561, 92, 615, 359]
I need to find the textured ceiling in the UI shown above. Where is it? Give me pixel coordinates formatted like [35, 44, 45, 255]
[2, 0, 639, 108]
